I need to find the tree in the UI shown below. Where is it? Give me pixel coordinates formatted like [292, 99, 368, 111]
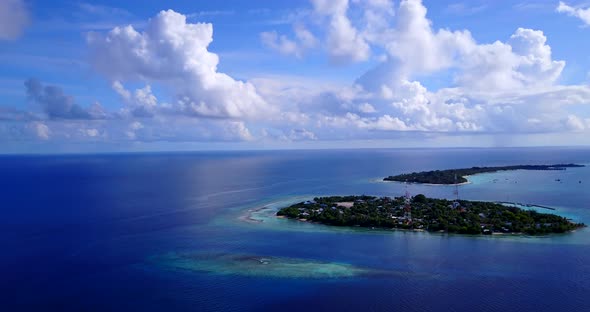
[413, 194, 427, 203]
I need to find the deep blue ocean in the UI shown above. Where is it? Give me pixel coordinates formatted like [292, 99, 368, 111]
[1, 147, 590, 311]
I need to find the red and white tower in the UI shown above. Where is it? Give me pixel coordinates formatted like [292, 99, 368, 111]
[404, 181, 412, 222]
[453, 174, 461, 209]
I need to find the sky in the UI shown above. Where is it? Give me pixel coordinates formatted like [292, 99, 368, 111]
[1, 0, 590, 153]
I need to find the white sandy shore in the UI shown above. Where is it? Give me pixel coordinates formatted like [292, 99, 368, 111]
[379, 179, 472, 186]
[239, 203, 570, 238]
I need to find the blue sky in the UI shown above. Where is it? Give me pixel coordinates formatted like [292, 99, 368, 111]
[1, 0, 590, 153]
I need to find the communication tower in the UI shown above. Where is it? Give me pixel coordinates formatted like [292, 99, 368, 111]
[404, 180, 412, 222]
[454, 174, 460, 201]
[453, 174, 460, 209]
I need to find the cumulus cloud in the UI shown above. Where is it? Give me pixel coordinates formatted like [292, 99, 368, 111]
[2, 115, 263, 144]
[112, 81, 159, 117]
[0, 0, 29, 40]
[313, 79, 482, 134]
[557, 1, 590, 25]
[456, 28, 564, 92]
[24, 78, 107, 120]
[260, 24, 317, 58]
[564, 115, 586, 131]
[224, 121, 253, 141]
[2, 76, 263, 144]
[260, 31, 300, 56]
[311, 0, 370, 63]
[382, 0, 474, 75]
[355, 1, 563, 92]
[329, 113, 410, 131]
[123, 118, 257, 142]
[358, 0, 395, 44]
[277, 0, 581, 138]
[84, 128, 100, 137]
[26, 121, 51, 140]
[261, 0, 370, 63]
[289, 128, 317, 140]
[88, 9, 272, 119]
[125, 121, 144, 139]
[5, 1, 589, 149]
[319, 0, 566, 97]
[357, 102, 377, 113]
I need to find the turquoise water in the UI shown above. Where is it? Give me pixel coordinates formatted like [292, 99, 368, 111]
[1, 148, 589, 311]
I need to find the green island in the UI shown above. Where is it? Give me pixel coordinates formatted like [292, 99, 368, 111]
[277, 195, 585, 235]
[383, 164, 584, 185]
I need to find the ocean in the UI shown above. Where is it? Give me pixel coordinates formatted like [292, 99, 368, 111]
[1, 147, 589, 311]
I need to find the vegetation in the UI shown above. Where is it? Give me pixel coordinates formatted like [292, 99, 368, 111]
[383, 164, 584, 185]
[277, 195, 585, 235]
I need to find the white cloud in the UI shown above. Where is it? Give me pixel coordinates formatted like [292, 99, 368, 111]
[289, 128, 317, 140]
[382, 0, 474, 75]
[315, 78, 485, 134]
[445, 3, 487, 16]
[311, 80, 590, 137]
[262, 0, 369, 63]
[509, 28, 565, 83]
[514, 2, 553, 11]
[125, 121, 144, 139]
[358, 0, 395, 44]
[5, 1, 590, 149]
[357, 1, 564, 94]
[112, 81, 159, 117]
[112, 81, 131, 101]
[358, 102, 377, 113]
[27, 122, 51, 140]
[78, 3, 131, 18]
[557, 1, 590, 25]
[294, 24, 318, 48]
[187, 10, 235, 19]
[355, 114, 410, 131]
[564, 115, 586, 131]
[0, 0, 29, 40]
[260, 24, 317, 58]
[457, 28, 564, 92]
[84, 128, 100, 137]
[39, 123, 53, 139]
[224, 121, 253, 141]
[260, 31, 300, 57]
[311, 0, 370, 63]
[88, 9, 272, 119]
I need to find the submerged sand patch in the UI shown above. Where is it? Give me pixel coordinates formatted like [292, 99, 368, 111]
[149, 251, 439, 280]
[151, 252, 369, 279]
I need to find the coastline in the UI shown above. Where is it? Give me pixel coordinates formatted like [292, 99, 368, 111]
[373, 177, 471, 186]
[276, 216, 580, 238]
[239, 201, 581, 238]
[497, 202, 557, 211]
[273, 194, 584, 237]
[382, 164, 584, 186]
[273, 215, 556, 237]
[412, 181, 471, 186]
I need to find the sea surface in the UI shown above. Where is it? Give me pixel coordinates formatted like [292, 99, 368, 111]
[1, 147, 590, 311]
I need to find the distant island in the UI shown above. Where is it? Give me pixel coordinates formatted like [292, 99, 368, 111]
[383, 164, 585, 185]
[277, 195, 585, 235]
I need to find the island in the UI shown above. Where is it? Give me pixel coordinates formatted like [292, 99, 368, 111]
[383, 164, 584, 185]
[277, 195, 585, 235]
